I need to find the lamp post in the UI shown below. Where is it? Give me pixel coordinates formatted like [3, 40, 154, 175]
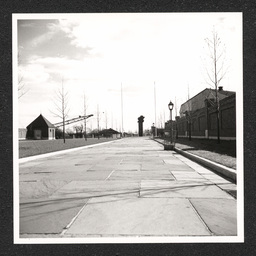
[168, 100, 174, 144]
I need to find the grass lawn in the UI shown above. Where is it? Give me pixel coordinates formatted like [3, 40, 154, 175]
[19, 138, 118, 158]
[158, 137, 236, 170]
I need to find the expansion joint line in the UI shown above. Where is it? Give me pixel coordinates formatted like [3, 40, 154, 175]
[60, 199, 91, 236]
[105, 170, 115, 180]
[188, 198, 214, 236]
[138, 181, 142, 198]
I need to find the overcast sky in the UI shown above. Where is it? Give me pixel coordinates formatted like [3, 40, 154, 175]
[15, 13, 242, 133]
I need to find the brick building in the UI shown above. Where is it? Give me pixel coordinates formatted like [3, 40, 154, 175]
[169, 87, 236, 140]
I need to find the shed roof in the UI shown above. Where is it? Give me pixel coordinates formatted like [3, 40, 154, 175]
[100, 128, 121, 134]
[26, 114, 55, 129]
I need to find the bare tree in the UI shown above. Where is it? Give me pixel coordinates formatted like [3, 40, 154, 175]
[104, 111, 108, 129]
[83, 93, 88, 141]
[96, 104, 100, 139]
[51, 79, 69, 143]
[158, 112, 164, 129]
[18, 54, 28, 99]
[73, 124, 83, 137]
[204, 29, 228, 143]
[18, 75, 28, 99]
[95, 105, 105, 139]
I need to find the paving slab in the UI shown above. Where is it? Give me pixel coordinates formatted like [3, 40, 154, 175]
[20, 179, 69, 200]
[201, 174, 231, 183]
[171, 171, 205, 180]
[65, 197, 211, 236]
[163, 159, 185, 165]
[49, 180, 140, 199]
[141, 163, 168, 167]
[108, 170, 175, 181]
[191, 167, 214, 174]
[20, 198, 88, 234]
[140, 180, 234, 199]
[215, 183, 237, 198]
[114, 164, 141, 171]
[22, 170, 112, 181]
[164, 165, 195, 171]
[190, 198, 237, 235]
[87, 165, 117, 172]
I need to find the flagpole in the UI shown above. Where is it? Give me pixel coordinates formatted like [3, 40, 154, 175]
[154, 81, 157, 137]
[121, 83, 124, 135]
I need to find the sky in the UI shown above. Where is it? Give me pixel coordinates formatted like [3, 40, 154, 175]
[14, 13, 242, 133]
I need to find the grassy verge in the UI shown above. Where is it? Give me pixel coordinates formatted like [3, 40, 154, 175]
[19, 138, 118, 158]
[157, 137, 236, 170]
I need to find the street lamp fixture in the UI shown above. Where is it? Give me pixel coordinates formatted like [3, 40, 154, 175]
[164, 100, 174, 150]
[168, 100, 174, 144]
[168, 100, 174, 111]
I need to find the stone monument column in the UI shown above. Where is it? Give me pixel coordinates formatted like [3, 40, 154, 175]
[138, 115, 144, 137]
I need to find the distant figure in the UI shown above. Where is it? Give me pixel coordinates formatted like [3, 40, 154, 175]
[138, 115, 144, 137]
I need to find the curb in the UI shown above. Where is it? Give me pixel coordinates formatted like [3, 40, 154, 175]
[154, 139, 236, 183]
[19, 140, 118, 163]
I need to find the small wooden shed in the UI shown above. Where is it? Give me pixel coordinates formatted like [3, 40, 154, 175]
[100, 128, 121, 138]
[26, 114, 56, 140]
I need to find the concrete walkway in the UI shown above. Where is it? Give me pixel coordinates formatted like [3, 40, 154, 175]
[19, 137, 237, 239]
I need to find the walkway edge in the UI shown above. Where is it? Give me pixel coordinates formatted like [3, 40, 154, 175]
[19, 140, 118, 163]
[153, 139, 236, 183]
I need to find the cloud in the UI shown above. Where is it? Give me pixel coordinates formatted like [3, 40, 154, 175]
[17, 14, 242, 132]
[19, 22, 37, 28]
[30, 22, 60, 47]
[20, 20, 96, 61]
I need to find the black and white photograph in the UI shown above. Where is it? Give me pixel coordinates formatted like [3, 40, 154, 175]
[13, 12, 243, 243]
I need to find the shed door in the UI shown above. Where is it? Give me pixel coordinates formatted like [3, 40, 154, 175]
[34, 130, 41, 140]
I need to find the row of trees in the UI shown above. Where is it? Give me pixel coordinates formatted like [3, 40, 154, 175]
[50, 80, 112, 142]
[50, 79, 92, 143]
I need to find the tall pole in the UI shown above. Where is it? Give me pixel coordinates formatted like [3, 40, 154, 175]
[170, 109, 172, 144]
[187, 84, 191, 141]
[154, 81, 157, 137]
[175, 97, 178, 139]
[111, 112, 113, 129]
[62, 78, 66, 143]
[84, 93, 87, 141]
[121, 83, 124, 135]
[97, 104, 99, 139]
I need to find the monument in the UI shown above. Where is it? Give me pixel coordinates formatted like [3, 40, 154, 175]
[138, 115, 144, 137]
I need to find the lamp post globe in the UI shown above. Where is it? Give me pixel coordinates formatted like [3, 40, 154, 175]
[168, 100, 174, 111]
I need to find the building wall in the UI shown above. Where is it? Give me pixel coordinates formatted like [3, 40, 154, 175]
[26, 126, 54, 140]
[179, 88, 232, 116]
[19, 128, 27, 140]
[175, 94, 236, 140]
[48, 128, 55, 140]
